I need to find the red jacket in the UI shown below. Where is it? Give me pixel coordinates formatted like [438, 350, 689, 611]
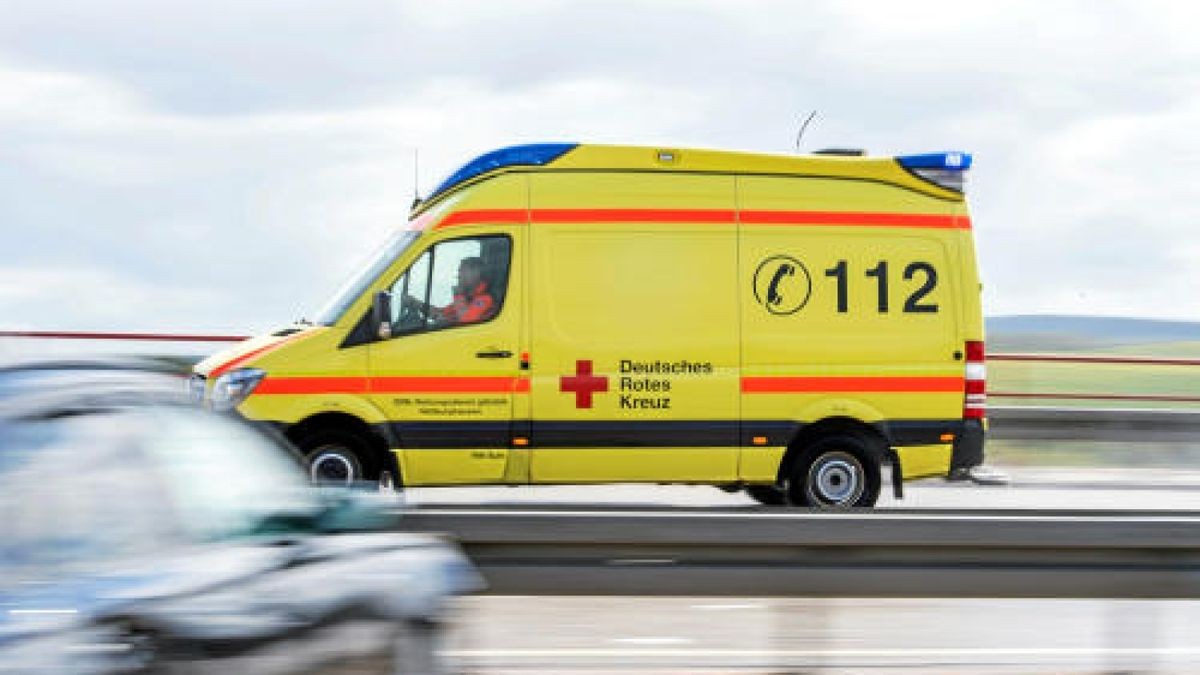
[439, 281, 495, 324]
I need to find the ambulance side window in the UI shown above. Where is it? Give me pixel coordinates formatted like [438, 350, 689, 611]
[389, 251, 430, 332]
[428, 239, 482, 310]
[385, 235, 511, 336]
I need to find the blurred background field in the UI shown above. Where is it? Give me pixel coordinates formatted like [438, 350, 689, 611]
[986, 315, 1200, 469]
[990, 348, 1200, 410]
[988, 315, 1200, 412]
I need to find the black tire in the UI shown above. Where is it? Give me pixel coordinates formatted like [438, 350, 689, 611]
[786, 434, 882, 508]
[295, 429, 376, 486]
[746, 485, 787, 506]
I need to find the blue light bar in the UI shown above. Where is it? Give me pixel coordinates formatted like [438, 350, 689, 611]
[897, 151, 973, 171]
[427, 143, 579, 201]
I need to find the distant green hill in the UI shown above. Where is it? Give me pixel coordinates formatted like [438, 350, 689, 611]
[986, 315, 1200, 352]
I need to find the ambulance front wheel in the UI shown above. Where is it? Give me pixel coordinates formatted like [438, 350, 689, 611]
[297, 429, 394, 490]
[787, 434, 882, 508]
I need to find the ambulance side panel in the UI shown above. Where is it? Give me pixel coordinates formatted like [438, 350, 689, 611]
[527, 172, 741, 483]
[737, 175, 966, 481]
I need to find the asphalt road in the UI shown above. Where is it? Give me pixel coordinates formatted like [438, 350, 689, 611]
[401, 466, 1200, 511]
[441, 596, 1200, 673]
[406, 469, 1200, 672]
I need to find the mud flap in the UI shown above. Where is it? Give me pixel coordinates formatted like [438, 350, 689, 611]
[888, 449, 904, 499]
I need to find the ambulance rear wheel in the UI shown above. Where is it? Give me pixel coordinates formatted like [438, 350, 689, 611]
[746, 485, 787, 506]
[787, 435, 881, 508]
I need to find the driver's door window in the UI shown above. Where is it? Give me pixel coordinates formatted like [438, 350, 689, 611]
[385, 235, 510, 336]
[389, 251, 430, 333]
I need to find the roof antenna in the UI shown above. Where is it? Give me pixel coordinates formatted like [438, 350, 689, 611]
[794, 110, 818, 153]
[410, 148, 422, 210]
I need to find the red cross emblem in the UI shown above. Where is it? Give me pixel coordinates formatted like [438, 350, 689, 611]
[559, 359, 608, 409]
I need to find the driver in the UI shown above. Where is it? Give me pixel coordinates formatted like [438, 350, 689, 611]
[404, 257, 495, 325]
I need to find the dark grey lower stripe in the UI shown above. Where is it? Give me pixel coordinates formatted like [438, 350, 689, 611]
[886, 420, 967, 446]
[365, 419, 967, 449]
[389, 421, 511, 449]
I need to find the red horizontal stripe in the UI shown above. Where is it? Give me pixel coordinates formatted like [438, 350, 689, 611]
[435, 209, 526, 229]
[256, 376, 370, 395]
[430, 208, 963, 230]
[740, 210, 968, 229]
[742, 376, 965, 393]
[254, 375, 529, 395]
[533, 208, 736, 224]
[263, 374, 966, 395]
[0, 330, 247, 342]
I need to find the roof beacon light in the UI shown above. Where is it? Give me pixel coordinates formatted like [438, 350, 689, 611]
[428, 143, 578, 202]
[897, 151, 973, 192]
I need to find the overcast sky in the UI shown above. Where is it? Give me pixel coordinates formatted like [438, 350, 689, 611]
[1, 0, 1198, 335]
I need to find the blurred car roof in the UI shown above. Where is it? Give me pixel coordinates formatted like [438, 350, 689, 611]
[0, 356, 190, 418]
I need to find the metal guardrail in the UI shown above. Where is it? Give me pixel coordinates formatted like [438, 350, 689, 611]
[400, 508, 1200, 598]
[0, 330, 247, 343]
[990, 353, 1200, 367]
[989, 406, 1200, 442]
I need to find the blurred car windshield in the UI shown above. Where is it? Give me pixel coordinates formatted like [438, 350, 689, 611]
[0, 406, 321, 591]
[140, 408, 321, 542]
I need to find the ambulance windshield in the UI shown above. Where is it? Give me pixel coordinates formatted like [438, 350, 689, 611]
[313, 230, 419, 325]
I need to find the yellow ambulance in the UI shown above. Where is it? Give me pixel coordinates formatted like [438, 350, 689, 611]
[193, 143, 986, 507]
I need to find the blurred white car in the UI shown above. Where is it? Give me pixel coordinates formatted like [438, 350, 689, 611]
[0, 360, 480, 674]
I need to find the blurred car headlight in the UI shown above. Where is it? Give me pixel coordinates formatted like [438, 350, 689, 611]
[187, 373, 207, 404]
[210, 368, 265, 411]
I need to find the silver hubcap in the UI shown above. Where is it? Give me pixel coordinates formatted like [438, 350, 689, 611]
[310, 448, 356, 484]
[807, 451, 864, 506]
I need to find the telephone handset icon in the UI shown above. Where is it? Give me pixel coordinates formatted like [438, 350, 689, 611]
[767, 263, 795, 307]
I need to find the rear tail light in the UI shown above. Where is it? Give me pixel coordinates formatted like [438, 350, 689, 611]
[963, 340, 986, 419]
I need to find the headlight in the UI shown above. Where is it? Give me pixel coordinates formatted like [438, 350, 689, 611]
[187, 373, 206, 404]
[210, 368, 266, 411]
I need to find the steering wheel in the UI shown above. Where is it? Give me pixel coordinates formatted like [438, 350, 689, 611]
[396, 295, 428, 330]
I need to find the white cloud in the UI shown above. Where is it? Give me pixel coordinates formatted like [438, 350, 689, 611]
[1, 0, 1198, 334]
[0, 264, 227, 330]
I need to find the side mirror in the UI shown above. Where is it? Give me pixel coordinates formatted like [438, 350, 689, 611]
[372, 291, 392, 340]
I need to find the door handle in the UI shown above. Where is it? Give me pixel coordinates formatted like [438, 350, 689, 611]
[475, 349, 513, 359]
